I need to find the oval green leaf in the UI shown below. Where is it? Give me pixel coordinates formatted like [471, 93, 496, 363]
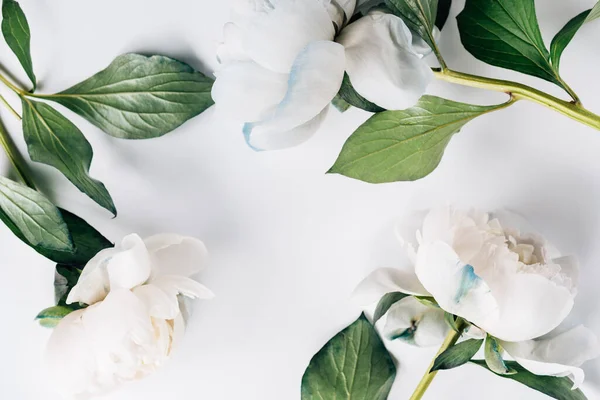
[37, 53, 214, 139]
[338, 73, 385, 113]
[550, 2, 600, 71]
[471, 360, 587, 400]
[21, 98, 116, 215]
[431, 339, 483, 372]
[36, 305, 73, 328]
[301, 314, 396, 400]
[457, 0, 572, 95]
[373, 292, 409, 323]
[329, 96, 509, 183]
[1, 0, 35, 90]
[0, 176, 73, 252]
[484, 335, 517, 375]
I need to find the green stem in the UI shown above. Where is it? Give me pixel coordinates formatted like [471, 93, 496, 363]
[0, 72, 25, 96]
[409, 320, 466, 400]
[0, 117, 36, 189]
[433, 69, 600, 131]
[0, 94, 21, 120]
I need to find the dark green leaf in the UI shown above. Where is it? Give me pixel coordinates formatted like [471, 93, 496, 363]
[332, 94, 351, 113]
[550, 2, 600, 71]
[37, 53, 214, 139]
[471, 360, 587, 400]
[373, 292, 409, 323]
[386, 0, 439, 50]
[0, 206, 111, 266]
[301, 314, 396, 400]
[435, 0, 452, 29]
[457, 0, 570, 92]
[54, 264, 82, 305]
[431, 339, 483, 372]
[338, 73, 385, 113]
[329, 96, 509, 183]
[484, 335, 516, 375]
[0, 176, 73, 251]
[1, 0, 35, 90]
[21, 98, 116, 215]
[35, 305, 73, 328]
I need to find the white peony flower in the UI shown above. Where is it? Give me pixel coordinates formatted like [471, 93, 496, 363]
[355, 206, 599, 387]
[45, 234, 214, 399]
[212, 0, 434, 151]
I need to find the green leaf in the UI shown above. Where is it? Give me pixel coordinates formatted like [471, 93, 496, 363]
[373, 292, 409, 323]
[414, 296, 439, 308]
[471, 360, 587, 400]
[444, 312, 460, 332]
[435, 0, 452, 29]
[0, 176, 73, 252]
[301, 314, 396, 400]
[457, 0, 569, 92]
[386, 0, 440, 51]
[332, 94, 351, 113]
[54, 264, 82, 305]
[484, 335, 517, 375]
[1, 0, 35, 90]
[431, 339, 483, 372]
[37, 53, 214, 139]
[21, 98, 116, 215]
[0, 206, 111, 266]
[35, 305, 73, 328]
[550, 2, 600, 71]
[337, 73, 385, 113]
[329, 96, 508, 183]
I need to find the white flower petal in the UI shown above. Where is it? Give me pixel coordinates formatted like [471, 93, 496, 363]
[384, 296, 448, 347]
[234, 0, 336, 73]
[67, 247, 119, 305]
[353, 267, 430, 306]
[105, 234, 152, 291]
[415, 241, 500, 329]
[394, 210, 429, 263]
[321, 0, 356, 28]
[411, 26, 440, 57]
[217, 23, 250, 64]
[244, 40, 345, 150]
[502, 326, 600, 389]
[152, 275, 215, 300]
[244, 106, 329, 151]
[337, 11, 433, 110]
[144, 234, 209, 278]
[212, 61, 288, 122]
[133, 284, 181, 320]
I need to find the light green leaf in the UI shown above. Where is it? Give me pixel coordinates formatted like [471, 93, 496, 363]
[373, 292, 409, 323]
[471, 360, 587, 400]
[0, 176, 73, 252]
[35, 305, 73, 328]
[386, 0, 440, 51]
[431, 339, 483, 372]
[414, 296, 439, 308]
[332, 94, 351, 113]
[457, 0, 571, 93]
[444, 312, 460, 332]
[36, 54, 214, 139]
[1, 0, 35, 90]
[301, 314, 396, 400]
[484, 335, 517, 375]
[337, 73, 385, 113]
[550, 2, 600, 71]
[21, 98, 116, 215]
[329, 96, 509, 183]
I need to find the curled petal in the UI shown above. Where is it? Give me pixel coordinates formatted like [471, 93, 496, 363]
[411, 26, 440, 57]
[133, 284, 181, 320]
[144, 234, 209, 278]
[233, 0, 335, 73]
[337, 11, 433, 110]
[353, 267, 430, 306]
[152, 275, 215, 300]
[501, 326, 600, 389]
[244, 40, 345, 150]
[212, 61, 288, 122]
[384, 296, 448, 347]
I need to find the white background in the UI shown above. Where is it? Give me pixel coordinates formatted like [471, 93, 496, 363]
[0, 0, 599, 399]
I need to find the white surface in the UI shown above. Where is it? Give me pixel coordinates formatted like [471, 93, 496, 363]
[1, 0, 599, 399]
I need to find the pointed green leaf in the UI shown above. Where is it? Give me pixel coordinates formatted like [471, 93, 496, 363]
[21, 98, 116, 215]
[337, 73, 385, 113]
[550, 2, 600, 71]
[444, 312, 460, 332]
[329, 96, 509, 183]
[373, 292, 409, 323]
[471, 360, 587, 400]
[385, 0, 439, 50]
[435, 0, 452, 29]
[457, 0, 570, 93]
[414, 296, 439, 308]
[0, 176, 73, 252]
[1, 0, 35, 90]
[484, 335, 517, 375]
[431, 339, 483, 372]
[301, 314, 396, 400]
[37, 53, 214, 139]
[36, 305, 73, 328]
